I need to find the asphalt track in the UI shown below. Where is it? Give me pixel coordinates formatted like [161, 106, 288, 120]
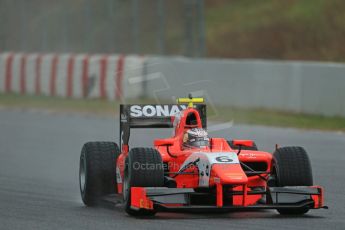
[0, 108, 344, 230]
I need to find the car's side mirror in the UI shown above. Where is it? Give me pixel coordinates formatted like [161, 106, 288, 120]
[233, 140, 254, 148]
[154, 138, 175, 146]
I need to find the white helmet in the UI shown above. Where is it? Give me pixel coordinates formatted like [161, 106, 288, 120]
[183, 128, 210, 149]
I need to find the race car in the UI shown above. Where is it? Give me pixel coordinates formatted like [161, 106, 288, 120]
[79, 96, 327, 216]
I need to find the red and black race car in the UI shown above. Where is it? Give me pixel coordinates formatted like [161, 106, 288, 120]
[79, 96, 327, 216]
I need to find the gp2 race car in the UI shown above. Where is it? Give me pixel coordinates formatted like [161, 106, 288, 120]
[79, 96, 327, 216]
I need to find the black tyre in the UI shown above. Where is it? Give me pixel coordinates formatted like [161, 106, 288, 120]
[79, 142, 120, 206]
[227, 140, 258, 151]
[272, 146, 313, 215]
[123, 148, 164, 216]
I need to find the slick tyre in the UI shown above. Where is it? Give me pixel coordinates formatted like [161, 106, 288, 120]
[123, 148, 164, 216]
[272, 146, 313, 215]
[79, 142, 120, 206]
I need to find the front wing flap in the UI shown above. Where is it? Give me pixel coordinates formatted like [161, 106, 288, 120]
[130, 186, 326, 212]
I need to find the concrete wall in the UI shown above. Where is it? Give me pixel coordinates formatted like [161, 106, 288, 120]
[1, 53, 344, 117]
[143, 57, 345, 117]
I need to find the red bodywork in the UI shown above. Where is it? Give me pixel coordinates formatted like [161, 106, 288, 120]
[116, 107, 325, 211]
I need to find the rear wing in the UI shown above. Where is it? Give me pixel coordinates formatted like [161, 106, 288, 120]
[119, 104, 206, 150]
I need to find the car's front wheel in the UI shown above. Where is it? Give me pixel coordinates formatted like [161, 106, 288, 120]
[123, 147, 164, 216]
[271, 146, 313, 215]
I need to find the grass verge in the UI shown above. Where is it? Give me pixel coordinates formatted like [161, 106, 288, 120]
[205, 0, 345, 61]
[0, 93, 344, 132]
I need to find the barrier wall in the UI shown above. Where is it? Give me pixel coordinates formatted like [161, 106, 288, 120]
[0, 53, 144, 100]
[1, 53, 344, 117]
[143, 57, 345, 117]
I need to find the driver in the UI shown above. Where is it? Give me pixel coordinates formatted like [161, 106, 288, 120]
[182, 128, 210, 149]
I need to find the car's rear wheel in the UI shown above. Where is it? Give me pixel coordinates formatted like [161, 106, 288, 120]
[123, 148, 164, 216]
[79, 142, 120, 206]
[271, 146, 313, 215]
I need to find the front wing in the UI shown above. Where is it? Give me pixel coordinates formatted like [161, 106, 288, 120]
[130, 186, 326, 212]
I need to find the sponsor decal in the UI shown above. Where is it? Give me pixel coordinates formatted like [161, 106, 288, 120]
[120, 113, 127, 122]
[116, 167, 122, 183]
[240, 153, 257, 158]
[129, 105, 187, 117]
[188, 128, 208, 137]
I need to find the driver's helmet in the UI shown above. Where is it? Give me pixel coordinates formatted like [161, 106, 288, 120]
[183, 128, 210, 149]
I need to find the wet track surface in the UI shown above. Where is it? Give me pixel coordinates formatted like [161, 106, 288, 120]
[0, 109, 344, 230]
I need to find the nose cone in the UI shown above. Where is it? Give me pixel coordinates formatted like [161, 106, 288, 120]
[211, 164, 248, 185]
